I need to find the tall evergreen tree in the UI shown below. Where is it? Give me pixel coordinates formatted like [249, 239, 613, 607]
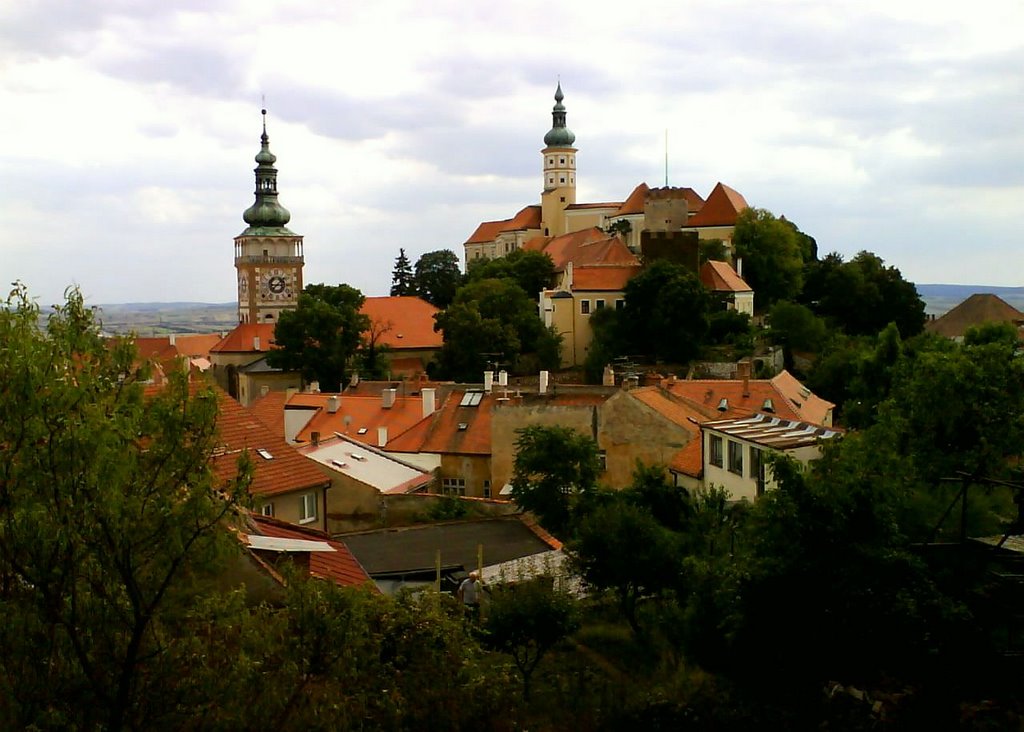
[390, 248, 416, 296]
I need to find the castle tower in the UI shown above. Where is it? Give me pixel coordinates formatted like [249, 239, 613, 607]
[234, 109, 304, 324]
[540, 83, 577, 238]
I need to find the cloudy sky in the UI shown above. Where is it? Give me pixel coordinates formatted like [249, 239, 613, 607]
[2, 0, 1021, 306]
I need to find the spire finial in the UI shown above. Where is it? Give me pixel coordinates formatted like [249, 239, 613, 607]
[261, 97, 268, 140]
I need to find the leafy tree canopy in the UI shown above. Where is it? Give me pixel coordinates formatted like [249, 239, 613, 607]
[801, 250, 925, 337]
[267, 283, 369, 392]
[0, 285, 251, 731]
[467, 249, 556, 300]
[433, 278, 557, 381]
[732, 207, 807, 309]
[413, 249, 463, 308]
[510, 425, 601, 537]
[622, 259, 710, 364]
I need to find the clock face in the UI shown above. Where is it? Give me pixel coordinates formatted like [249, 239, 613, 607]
[259, 268, 294, 301]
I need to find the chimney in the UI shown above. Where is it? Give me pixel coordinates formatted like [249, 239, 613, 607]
[382, 388, 397, 409]
[421, 388, 436, 418]
[311, 431, 320, 446]
[737, 361, 751, 397]
[253, 336, 261, 351]
[736, 257, 743, 278]
[539, 370, 549, 395]
[624, 375, 639, 391]
[327, 395, 340, 413]
[497, 370, 508, 387]
[602, 364, 615, 387]
[484, 371, 494, 393]
[260, 384, 270, 398]
[566, 261, 574, 289]
[168, 333, 176, 346]
[377, 426, 388, 447]
[308, 381, 320, 393]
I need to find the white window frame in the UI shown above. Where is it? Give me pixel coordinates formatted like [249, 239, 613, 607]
[299, 492, 317, 524]
[261, 502, 274, 517]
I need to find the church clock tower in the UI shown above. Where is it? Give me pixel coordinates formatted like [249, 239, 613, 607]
[540, 83, 577, 238]
[234, 110, 303, 324]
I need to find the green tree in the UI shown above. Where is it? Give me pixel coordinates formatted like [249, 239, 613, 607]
[413, 249, 464, 308]
[433, 278, 550, 381]
[484, 577, 579, 702]
[767, 300, 828, 369]
[571, 499, 681, 635]
[801, 250, 925, 337]
[389, 247, 416, 296]
[510, 425, 601, 537]
[583, 306, 626, 383]
[267, 283, 370, 392]
[732, 207, 807, 308]
[606, 218, 632, 238]
[0, 285, 251, 731]
[625, 462, 691, 532]
[622, 259, 710, 363]
[467, 249, 556, 301]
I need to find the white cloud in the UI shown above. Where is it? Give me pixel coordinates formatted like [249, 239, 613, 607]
[1, 0, 1022, 303]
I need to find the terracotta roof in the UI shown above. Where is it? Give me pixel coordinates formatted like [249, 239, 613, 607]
[360, 296, 441, 350]
[247, 389, 288, 437]
[670, 438, 703, 478]
[290, 392, 430, 448]
[210, 323, 277, 354]
[769, 371, 835, 426]
[527, 227, 639, 273]
[571, 265, 641, 292]
[387, 356, 429, 377]
[615, 183, 650, 215]
[663, 375, 802, 422]
[247, 513, 373, 588]
[465, 205, 542, 244]
[211, 388, 330, 498]
[386, 389, 492, 456]
[630, 385, 719, 427]
[925, 293, 1024, 339]
[684, 182, 748, 228]
[700, 260, 752, 293]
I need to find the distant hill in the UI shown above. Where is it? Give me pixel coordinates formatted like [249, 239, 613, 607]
[72, 286, 1024, 333]
[916, 285, 1024, 316]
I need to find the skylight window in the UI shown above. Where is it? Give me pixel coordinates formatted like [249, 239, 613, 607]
[256, 449, 273, 460]
[357, 427, 368, 435]
[459, 391, 483, 407]
[457, 422, 469, 431]
[349, 452, 367, 462]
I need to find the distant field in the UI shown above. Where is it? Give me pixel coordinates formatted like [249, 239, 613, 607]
[90, 302, 237, 336]
[76, 285, 1024, 334]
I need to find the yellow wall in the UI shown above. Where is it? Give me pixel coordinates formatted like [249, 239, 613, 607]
[255, 486, 328, 533]
[439, 454, 493, 498]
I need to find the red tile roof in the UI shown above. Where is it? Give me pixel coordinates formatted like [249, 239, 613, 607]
[769, 371, 835, 426]
[527, 227, 639, 272]
[247, 514, 373, 588]
[211, 388, 330, 498]
[662, 371, 833, 426]
[247, 389, 288, 437]
[290, 392, 430, 448]
[571, 265, 641, 292]
[210, 323, 277, 354]
[386, 389, 492, 456]
[465, 205, 542, 244]
[700, 260, 752, 293]
[615, 183, 650, 215]
[670, 438, 703, 478]
[684, 182, 748, 228]
[360, 296, 442, 350]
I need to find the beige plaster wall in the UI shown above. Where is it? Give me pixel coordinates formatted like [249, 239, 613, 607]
[255, 487, 328, 533]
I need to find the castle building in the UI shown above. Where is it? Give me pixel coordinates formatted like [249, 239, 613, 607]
[463, 85, 751, 265]
[234, 110, 304, 325]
